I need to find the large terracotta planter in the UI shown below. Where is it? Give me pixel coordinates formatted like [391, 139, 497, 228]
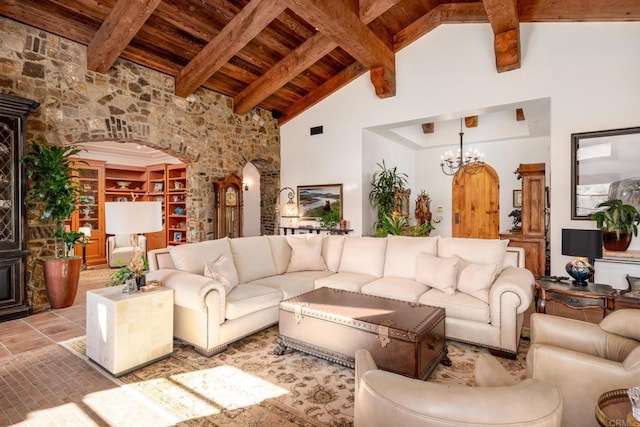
[43, 257, 82, 309]
[602, 230, 633, 251]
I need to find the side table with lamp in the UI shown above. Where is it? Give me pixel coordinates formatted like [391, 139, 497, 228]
[86, 200, 172, 376]
[536, 228, 618, 317]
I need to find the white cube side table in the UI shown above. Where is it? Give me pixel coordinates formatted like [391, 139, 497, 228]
[86, 285, 173, 377]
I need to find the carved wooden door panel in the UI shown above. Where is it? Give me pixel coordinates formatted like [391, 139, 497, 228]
[452, 163, 499, 238]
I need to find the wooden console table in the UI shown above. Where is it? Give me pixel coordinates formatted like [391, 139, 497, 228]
[280, 226, 353, 235]
[535, 278, 618, 317]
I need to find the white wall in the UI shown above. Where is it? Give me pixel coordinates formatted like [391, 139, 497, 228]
[280, 22, 640, 276]
[362, 130, 416, 234]
[242, 162, 261, 236]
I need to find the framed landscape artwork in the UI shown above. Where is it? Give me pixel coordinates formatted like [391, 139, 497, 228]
[297, 184, 343, 220]
[571, 126, 640, 219]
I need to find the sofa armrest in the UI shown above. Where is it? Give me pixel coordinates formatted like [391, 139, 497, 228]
[355, 349, 562, 426]
[489, 266, 534, 315]
[146, 269, 226, 323]
[355, 349, 378, 396]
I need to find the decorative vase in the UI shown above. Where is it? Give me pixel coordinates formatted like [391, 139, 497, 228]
[565, 257, 594, 286]
[43, 257, 82, 308]
[602, 230, 632, 251]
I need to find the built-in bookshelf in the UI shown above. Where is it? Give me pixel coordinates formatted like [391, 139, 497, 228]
[167, 164, 187, 245]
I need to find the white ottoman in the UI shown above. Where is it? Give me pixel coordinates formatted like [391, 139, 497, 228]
[86, 285, 173, 376]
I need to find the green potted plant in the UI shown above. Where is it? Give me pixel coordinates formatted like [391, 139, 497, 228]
[591, 199, 640, 251]
[369, 160, 408, 229]
[21, 137, 86, 308]
[319, 208, 340, 231]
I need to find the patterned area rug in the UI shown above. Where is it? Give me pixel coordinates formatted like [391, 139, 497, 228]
[62, 327, 528, 426]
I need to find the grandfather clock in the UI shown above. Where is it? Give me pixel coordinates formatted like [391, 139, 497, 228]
[214, 174, 243, 239]
[0, 94, 39, 321]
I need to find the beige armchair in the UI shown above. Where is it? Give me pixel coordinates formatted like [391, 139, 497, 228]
[527, 310, 640, 427]
[354, 350, 562, 427]
[106, 234, 147, 268]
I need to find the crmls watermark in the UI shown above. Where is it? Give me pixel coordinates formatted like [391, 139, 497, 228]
[607, 419, 638, 427]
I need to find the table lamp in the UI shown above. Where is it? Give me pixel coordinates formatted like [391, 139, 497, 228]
[561, 228, 603, 286]
[105, 201, 163, 287]
[78, 226, 92, 270]
[275, 187, 299, 231]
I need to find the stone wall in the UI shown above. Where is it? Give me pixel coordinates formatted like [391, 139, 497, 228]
[0, 17, 281, 310]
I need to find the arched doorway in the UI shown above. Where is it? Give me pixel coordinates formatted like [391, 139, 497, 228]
[452, 163, 500, 238]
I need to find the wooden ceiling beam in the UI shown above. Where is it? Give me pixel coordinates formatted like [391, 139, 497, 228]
[422, 123, 434, 134]
[394, 3, 488, 52]
[234, 33, 337, 115]
[279, 61, 368, 125]
[360, 0, 403, 23]
[483, 0, 520, 72]
[516, 108, 525, 121]
[87, 0, 161, 74]
[285, 0, 396, 98]
[234, 0, 398, 115]
[464, 116, 478, 128]
[518, 0, 640, 21]
[175, 0, 286, 98]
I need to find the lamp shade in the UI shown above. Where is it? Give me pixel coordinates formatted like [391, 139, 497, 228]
[78, 226, 91, 238]
[105, 201, 163, 235]
[561, 229, 603, 259]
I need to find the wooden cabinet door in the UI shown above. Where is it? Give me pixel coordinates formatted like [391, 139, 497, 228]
[452, 163, 500, 238]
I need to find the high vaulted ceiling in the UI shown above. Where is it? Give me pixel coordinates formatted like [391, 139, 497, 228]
[2, 0, 639, 125]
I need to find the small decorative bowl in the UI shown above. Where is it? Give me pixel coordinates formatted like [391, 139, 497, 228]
[174, 207, 185, 215]
[116, 180, 131, 189]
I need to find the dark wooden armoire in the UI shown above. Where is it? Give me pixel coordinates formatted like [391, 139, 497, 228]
[0, 94, 39, 321]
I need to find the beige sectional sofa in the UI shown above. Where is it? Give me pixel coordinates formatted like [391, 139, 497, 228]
[147, 234, 533, 358]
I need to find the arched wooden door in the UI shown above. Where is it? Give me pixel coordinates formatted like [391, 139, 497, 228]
[452, 164, 500, 238]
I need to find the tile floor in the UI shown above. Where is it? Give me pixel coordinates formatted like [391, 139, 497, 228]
[0, 269, 178, 426]
[0, 270, 615, 426]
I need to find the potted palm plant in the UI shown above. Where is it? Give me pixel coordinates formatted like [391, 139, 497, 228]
[591, 199, 640, 251]
[21, 137, 86, 308]
[369, 160, 408, 229]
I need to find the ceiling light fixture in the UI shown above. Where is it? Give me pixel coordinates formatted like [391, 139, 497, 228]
[440, 118, 485, 176]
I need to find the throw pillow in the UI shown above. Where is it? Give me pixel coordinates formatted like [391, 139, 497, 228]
[286, 234, 327, 272]
[204, 254, 238, 294]
[415, 253, 459, 295]
[456, 261, 496, 303]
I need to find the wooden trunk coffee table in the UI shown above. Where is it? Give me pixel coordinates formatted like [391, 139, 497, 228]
[274, 287, 450, 380]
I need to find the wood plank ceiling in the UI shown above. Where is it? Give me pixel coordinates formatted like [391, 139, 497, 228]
[1, 0, 639, 125]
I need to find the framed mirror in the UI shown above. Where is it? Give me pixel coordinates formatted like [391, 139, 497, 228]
[571, 126, 640, 219]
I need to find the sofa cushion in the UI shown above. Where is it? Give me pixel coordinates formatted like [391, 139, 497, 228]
[418, 288, 490, 323]
[250, 273, 316, 299]
[203, 254, 238, 294]
[437, 237, 509, 274]
[339, 237, 387, 277]
[286, 234, 327, 272]
[267, 235, 291, 274]
[315, 272, 377, 293]
[361, 277, 429, 303]
[415, 253, 459, 296]
[230, 236, 278, 283]
[170, 237, 234, 275]
[456, 262, 496, 303]
[225, 283, 282, 320]
[384, 235, 439, 279]
[322, 235, 346, 272]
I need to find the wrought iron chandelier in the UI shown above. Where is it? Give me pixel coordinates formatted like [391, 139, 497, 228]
[440, 118, 485, 176]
